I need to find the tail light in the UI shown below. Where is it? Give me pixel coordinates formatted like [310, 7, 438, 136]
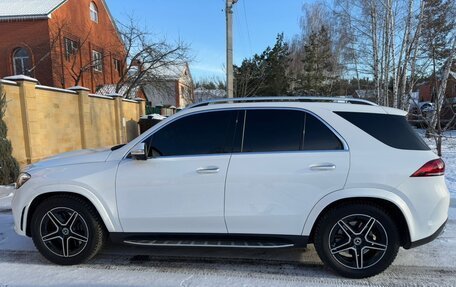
[411, 158, 445, 177]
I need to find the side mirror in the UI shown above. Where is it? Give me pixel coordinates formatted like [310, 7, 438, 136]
[130, 142, 148, 160]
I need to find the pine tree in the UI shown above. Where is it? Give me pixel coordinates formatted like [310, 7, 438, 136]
[421, 0, 453, 68]
[298, 26, 337, 95]
[257, 33, 290, 96]
[234, 34, 291, 97]
[0, 91, 20, 185]
[301, 31, 321, 94]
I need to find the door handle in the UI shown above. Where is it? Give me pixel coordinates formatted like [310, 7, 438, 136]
[310, 163, 336, 171]
[196, 166, 220, 174]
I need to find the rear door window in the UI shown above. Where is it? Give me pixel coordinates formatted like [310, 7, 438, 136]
[242, 109, 304, 152]
[303, 113, 343, 150]
[240, 109, 343, 153]
[335, 112, 430, 150]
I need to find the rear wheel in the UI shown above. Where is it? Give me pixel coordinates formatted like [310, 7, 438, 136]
[314, 203, 400, 278]
[30, 195, 106, 265]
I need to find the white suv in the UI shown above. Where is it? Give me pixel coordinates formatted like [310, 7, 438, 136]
[12, 97, 449, 278]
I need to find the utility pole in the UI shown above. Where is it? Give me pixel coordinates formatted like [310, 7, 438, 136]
[226, 0, 237, 98]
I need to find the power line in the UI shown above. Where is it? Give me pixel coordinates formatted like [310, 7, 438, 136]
[242, 0, 253, 54]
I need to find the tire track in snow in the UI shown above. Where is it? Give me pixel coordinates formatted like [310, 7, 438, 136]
[0, 250, 455, 287]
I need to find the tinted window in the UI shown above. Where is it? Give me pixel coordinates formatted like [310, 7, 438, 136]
[304, 113, 343, 150]
[231, 110, 245, 153]
[242, 110, 304, 152]
[149, 110, 238, 156]
[335, 112, 430, 150]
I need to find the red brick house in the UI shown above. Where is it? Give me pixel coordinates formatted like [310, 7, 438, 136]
[418, 71, 456, 104]
[0, 0, 125, 92]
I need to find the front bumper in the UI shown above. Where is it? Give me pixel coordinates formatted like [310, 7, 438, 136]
[405, 218, 447, 249]
[11, 189, 29, 237]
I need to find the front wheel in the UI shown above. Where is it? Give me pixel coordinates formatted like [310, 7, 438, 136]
[314, 203, 400, 278]
[30, 195, 106, 265]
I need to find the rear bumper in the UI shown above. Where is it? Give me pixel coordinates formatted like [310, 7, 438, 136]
[404, 218, 447, 249]
[396, 175, 449, 243]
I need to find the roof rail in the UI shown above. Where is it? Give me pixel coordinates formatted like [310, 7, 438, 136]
[186, 96, 378, 109]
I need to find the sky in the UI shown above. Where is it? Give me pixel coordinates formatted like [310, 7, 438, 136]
[105, 0, 305, 81]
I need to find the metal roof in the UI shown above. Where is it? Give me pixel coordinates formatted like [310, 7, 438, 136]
[148, 63, 189, 81]
[0, 0, 67, 20]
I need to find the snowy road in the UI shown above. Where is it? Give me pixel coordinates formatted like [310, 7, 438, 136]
[0, 205, 455, 287]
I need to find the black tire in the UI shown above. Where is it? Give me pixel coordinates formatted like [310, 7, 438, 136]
[314, 202, 400, 278]
[30, 194, 107, 265]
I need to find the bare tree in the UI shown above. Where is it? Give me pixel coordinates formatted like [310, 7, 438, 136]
[427, 36, 456, 155]
[26, 22, 64, 77]
[114, 16, 190, 99]
[234, 61, 267, 97]
[332, 0, 429, 108]
[397, 0, 418, 110]
[42, 15, 124, 88]
[62, 27, 108, 87]
[11, 20, 68, 81]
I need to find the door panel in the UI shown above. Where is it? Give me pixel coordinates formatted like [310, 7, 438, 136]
[225, 151, 349, 235]
[224, 109, 350, 235]
[116, 110, 239, 233]
[116, 155, 230, 233]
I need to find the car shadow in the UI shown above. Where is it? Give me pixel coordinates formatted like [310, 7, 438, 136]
[0, 242, 337, 280]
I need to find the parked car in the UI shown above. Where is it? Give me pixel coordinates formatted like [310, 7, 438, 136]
[408, 101, 435, 126]
[13, 97, 449, 278]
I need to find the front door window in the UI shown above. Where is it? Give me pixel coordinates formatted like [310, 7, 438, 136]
[148, 110, 239, 157]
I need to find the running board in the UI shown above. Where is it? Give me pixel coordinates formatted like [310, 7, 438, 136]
[110, 233, 309, 248]
[123, 239, 295, 248]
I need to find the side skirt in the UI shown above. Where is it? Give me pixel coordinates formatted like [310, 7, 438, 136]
[110, 232, 309, 249]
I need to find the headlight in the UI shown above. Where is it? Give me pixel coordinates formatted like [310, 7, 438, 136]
[15, 172, 31, 189]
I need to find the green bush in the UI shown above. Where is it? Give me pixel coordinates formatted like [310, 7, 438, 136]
[0, 91, 20, 185]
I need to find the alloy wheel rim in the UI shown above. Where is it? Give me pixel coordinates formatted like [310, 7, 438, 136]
[39, 207, 89, 258]
[328, 214, 388, 270]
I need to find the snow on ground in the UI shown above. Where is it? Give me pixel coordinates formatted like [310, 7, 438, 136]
[0, 209, 455, 287]
[0, 130, 455, 286]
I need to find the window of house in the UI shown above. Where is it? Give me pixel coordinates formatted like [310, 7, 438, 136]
[147, 110, 238, 157]
[64, 38, 78, 61]
[90, 2, 98, 23]
[113, 58, 121, 76]
[12, 48, 31, 76]
[92, 50, 103, 72]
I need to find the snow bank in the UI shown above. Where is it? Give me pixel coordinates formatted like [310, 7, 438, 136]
[0, 186, 14, 210]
